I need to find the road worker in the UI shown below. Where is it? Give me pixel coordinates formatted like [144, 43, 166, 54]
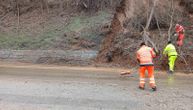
[163, 41, 178, 74]
[174, 24, 185, 47]
[136, 42, 157, 91]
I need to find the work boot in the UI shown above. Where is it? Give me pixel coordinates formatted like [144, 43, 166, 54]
[139, 86, 145, 90]
[168, 70, 173, 75]
[152, 86, 157, 91]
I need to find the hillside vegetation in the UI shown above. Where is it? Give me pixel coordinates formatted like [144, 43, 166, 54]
[0, 0, 120, 50]
[0, 0, 193, 71]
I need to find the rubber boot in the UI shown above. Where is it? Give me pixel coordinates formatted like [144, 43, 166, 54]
[139, 84, 145, 90]
[150, 83, 157, 91]
[168, 70, 173, 75]
[152, 86, 157, 91]
[139, 86, 145, 90]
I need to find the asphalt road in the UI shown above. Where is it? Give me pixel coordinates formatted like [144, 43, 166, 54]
[0, 63, 192, 110]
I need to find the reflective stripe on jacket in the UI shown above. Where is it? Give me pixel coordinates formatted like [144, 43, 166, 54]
[163, 44, 178, 57]
[136, 46, 156, 66]
[176, 25, 184, 33]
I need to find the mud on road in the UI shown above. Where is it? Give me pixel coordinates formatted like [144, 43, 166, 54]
[0, 63, 192, 110]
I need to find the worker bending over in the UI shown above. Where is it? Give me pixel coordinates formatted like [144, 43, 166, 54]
[163, 41, 178, 74]
[136, 42, 157, 91]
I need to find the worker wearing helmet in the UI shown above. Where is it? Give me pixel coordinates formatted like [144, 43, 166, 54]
[136, 42, 157, 91]
[174, 24, 185, 46]
[163, 41, 178, 74]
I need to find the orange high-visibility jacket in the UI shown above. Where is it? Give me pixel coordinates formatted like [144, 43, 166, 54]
[136, 45, 156, 66]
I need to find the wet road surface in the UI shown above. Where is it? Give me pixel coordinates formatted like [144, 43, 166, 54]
[0, 64, 192, 110]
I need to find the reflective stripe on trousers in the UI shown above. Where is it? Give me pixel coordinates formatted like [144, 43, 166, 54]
[150, 77, 155, 84]
[140, 78, 145, 84]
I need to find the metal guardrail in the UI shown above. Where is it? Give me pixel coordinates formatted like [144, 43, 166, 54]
[0, 50, 98, 63]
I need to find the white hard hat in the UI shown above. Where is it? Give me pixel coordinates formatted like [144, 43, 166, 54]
[175, 24, 180, 27]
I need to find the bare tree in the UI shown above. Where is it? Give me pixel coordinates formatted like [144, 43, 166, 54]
[168, 0, 174, 41]
[142, 0, 158, 53]
[15, 0, 20, 35]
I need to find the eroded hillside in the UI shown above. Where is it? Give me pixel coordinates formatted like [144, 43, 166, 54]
[97, 0, 193, 71]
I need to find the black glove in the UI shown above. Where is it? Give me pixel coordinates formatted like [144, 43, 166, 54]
[153, 48, 160, 56]
[137, 59, 140, 63]
[172, 32, 176, 36]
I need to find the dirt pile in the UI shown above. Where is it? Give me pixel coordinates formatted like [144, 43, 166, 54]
[97, 0, 150, 63]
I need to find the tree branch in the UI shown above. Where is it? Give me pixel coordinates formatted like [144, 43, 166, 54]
[168, 0, 174, 41]
[154, 13, 162, 36]
[142, 0, 158, 52]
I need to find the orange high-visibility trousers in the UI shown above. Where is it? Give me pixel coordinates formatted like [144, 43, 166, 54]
[139, 66, 156, 88]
